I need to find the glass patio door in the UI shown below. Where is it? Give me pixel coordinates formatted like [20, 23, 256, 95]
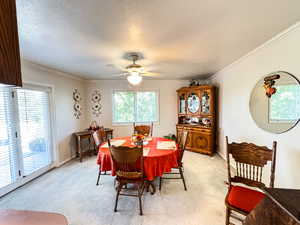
[0, 86, 53, 194]
[0, 87, 19, 189]
[16, 88, 52, 176]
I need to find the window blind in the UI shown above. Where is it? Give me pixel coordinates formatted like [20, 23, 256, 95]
[0, 87, 18, 188]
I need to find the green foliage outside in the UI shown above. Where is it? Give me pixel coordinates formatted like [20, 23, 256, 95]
[270, 85, 300, 122]
[113, 91, 157, 123]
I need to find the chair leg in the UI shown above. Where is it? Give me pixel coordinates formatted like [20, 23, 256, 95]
[179, 167, 187, 191]
[114, 183, 122, 212]
[225, 207, 230, 225]
[159, 176, 162, 191]
[138, 183, 144, 215]
[96, 170, 101, 186]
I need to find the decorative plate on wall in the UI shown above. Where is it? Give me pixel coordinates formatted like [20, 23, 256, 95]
[73, 88, 82, 119]
[91, 90, 102, 117]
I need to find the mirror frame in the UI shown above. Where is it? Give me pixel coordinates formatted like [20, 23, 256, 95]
[249, 71, 300, 134]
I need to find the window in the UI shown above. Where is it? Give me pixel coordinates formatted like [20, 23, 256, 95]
[113, 91, 159, 124]
[269, 84, 300, 123]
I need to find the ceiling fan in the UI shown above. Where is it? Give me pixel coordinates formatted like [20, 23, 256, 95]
[113, 53, 160, 85]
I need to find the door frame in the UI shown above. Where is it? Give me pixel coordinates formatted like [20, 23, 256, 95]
[0, 82, 57, 197]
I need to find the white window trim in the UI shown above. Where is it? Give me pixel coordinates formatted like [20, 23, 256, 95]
[112, 89, 160, 126]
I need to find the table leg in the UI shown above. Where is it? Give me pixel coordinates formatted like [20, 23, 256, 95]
[88, 137, 93, 156]
[77, 136, 82, 162]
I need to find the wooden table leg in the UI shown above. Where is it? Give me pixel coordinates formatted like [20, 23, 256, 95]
[77, 136, 82, 162]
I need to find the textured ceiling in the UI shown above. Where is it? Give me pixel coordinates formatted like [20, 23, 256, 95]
[16, 0, 300, 80]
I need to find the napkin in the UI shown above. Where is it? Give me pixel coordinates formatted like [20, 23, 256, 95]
[143, 147, 150, 156]
[101, 140, 126, 148]
[145, 137, 153, 142]
[157, 141, 176, 150]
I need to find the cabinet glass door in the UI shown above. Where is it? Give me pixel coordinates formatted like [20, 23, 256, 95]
[179, 93, 186, 114]
[201, 90, 211, 114]
[187, 93, 200, 114]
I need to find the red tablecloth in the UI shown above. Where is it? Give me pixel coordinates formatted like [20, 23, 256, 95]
[96, 137, 179, 181]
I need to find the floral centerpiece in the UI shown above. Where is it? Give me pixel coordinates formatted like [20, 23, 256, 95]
[132, 133, 145, 146]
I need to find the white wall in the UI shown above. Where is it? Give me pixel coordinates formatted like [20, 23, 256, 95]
[211, 23, 300, 188]
[21, 60, 87, 165]
[85, 80, 188, 137]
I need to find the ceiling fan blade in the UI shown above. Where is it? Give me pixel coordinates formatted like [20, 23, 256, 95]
[140, 72, 160, 77]
[111, 73, 128, 77]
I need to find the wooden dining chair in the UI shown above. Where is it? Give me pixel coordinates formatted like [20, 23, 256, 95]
[225, 136, 277, 225]
[108, 139, 146, 215]
[159, 130, 189, 191]
[133, 122, 153, 136]
[93, 127, 109, 186]
[92, 127, 106, 148]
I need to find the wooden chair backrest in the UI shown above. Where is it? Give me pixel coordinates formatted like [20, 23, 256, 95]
[108, 139, 144, 178]
[226, 136, 277, 189]
[133, 122, 153, 136]
[178, 130, 189, 163]
[92, 127, 106, 148]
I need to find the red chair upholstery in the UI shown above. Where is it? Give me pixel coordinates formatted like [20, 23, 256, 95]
[226, 185, 265, 213]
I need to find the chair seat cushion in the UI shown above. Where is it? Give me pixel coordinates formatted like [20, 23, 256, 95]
[227, 185, 265, 213]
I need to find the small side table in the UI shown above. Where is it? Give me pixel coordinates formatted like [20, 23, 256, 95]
[74, 128, 114, 162]
[104, 128, 113, 139]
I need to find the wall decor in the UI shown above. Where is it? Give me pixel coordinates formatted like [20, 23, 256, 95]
[250, 71, 300, 134]
[263, 74, 280, 98]
[73, 88, 82, 119]
[91, 90, 102, 117]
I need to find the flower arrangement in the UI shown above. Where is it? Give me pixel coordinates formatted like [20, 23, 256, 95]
[132, 133, 145, 145]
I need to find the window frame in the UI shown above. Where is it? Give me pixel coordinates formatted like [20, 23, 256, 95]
[112, 89, 160, 125]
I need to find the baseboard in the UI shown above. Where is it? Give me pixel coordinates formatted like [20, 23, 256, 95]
[57, 155, 76, 167]
[217, 150, 226, 160]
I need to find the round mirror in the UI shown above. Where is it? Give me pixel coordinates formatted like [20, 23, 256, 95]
[250, 71, 300, 134]
[187, 93, 200, 113]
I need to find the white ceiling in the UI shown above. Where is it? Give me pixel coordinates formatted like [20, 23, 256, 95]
[16, 0, 300, 80]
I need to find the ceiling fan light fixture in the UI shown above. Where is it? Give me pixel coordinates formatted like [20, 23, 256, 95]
[127, 73, 142, 85]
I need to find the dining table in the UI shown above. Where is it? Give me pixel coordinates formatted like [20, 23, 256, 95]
[96, 136, 179, 194]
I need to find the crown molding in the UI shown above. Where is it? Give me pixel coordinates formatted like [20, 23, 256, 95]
[21, 59, 87, 82]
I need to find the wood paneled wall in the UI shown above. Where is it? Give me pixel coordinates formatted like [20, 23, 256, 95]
[0, 0, 22, 86]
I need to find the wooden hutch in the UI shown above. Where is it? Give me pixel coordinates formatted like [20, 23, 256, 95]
[176, 85, 216, 155]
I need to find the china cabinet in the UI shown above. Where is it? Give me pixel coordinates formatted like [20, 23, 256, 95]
[176, 86, 216, 155]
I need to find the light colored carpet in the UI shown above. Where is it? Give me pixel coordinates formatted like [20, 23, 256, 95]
[0, 151, 229, 225]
